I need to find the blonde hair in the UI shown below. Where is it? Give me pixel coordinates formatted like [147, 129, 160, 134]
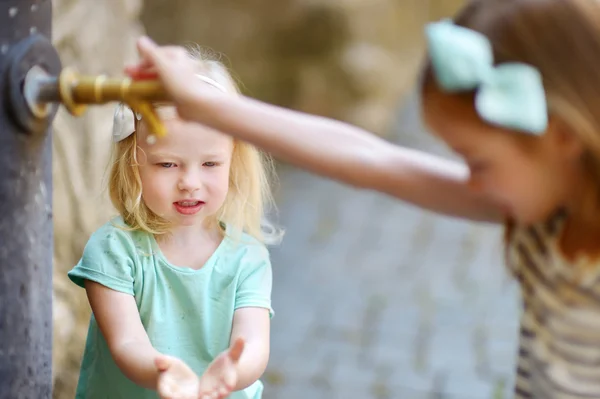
[108, 45, 282, 245]
[421, 0, 600, 219]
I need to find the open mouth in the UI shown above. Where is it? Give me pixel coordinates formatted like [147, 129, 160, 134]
[173, 200, 205, 215]
[177, 201, 202, 207]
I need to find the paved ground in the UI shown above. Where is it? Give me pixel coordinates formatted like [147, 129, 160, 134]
[261, 92, 522, 399]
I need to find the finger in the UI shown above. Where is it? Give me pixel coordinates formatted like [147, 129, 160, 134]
[157, 383, 173, 399]
[155, 355, 173, 372]
[126, 69, 160, 81]
[221, 365, 236, 389]
[133, 55, 155, 68]
[124, 57, 154, 72]
[124, 59, 159, 74]
[137, 37, 191, 74]
[211, 376, 232, 399]
[228, 338, 245, 362]
[136, 39, 186, 67]
[199, 392, 215, 399]
[164, 378, 181, 398]
[136, 36, 160, 56]
[135, 37, 169, 73]
[124, 63, 157, 75]
[218, 385, 229, 397]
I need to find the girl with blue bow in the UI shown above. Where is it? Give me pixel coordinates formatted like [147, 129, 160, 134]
[127, 0, 600, 397]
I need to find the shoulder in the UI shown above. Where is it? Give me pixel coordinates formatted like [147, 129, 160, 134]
[87, 217, 136, 248]
[84, 217, 154, 259]
[230, 232, 270, 259]
[218, 231, 271, 273]
[69, 217, 146, 293]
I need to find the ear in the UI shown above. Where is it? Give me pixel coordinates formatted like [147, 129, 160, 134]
[545, 116, 584, 160]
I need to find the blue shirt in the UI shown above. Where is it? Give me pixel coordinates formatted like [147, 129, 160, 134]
[68, 217, 273, 399]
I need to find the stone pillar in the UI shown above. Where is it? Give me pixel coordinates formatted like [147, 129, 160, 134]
[0, 1, 58, 398]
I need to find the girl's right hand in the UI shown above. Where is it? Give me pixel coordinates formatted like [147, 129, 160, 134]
[197, 338, 245, 399]
[124, 37, 220, 121]
[155, 354, 200, 399]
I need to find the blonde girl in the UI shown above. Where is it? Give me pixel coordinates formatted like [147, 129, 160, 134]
[68, 47, 280, 399]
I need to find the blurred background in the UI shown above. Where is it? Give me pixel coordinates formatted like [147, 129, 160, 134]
[51, 0, 521, 398]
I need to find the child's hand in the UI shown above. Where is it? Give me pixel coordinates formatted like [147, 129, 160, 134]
[197, 338, 245, 399]
[125, 36, 219, 120]
[155, 355, 200, 399]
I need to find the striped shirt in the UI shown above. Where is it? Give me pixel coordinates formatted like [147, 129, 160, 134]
[506, 211, 600, 398]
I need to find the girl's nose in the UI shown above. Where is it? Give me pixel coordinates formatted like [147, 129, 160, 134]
[177, 172, 201, 193]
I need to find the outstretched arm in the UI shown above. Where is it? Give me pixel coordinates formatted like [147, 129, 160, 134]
[127, 37, 503, 223]
[87, 280, 206, 399]
[192, 308, 270, 398]
[228, 307, 270, 391]
[85, 280, 162, 390]
[196, 95, 501, 222]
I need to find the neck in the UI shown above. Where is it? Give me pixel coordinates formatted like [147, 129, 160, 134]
[567, 170, 600, 225]
[561, 177, 600, 259]
[156, 219, 222, 247]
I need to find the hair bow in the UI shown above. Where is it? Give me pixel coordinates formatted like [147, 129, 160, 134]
[425, 19, 548, 135]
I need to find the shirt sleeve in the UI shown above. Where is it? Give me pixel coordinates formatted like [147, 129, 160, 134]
[67, 222, 136, 295]
[235, 244, 274, 317]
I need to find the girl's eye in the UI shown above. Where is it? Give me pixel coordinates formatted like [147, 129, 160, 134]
[158, 162, 176, 168]
[203, 162, 219, 167]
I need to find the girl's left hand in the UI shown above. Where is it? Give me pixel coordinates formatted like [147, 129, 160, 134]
[197, 338, 245, 399]
[155, 355, 200, 399]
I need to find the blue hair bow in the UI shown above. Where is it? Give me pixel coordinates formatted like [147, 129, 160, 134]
[425, 20, 548, 135]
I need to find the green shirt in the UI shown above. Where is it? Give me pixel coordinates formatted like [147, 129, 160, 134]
[68, 217, 273, 399]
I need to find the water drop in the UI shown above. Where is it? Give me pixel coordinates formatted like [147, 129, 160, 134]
[30, 4, 38, 12]
[8, 7, 18, 18]
[1, 44, 9, 54]
[146, 135, 157, 145]
[29, 27, 37, 35]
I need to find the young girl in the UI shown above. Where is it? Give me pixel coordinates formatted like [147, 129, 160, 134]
[125, 0, 600, 397]
[68, 49, 280, 399]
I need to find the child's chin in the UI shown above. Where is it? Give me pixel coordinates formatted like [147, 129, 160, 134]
[175, 218, 201, 226]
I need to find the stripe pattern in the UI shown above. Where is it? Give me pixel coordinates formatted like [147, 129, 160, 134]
[507, 212, 600, 398]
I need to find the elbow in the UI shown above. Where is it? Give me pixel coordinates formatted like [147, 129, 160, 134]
[110, 343, 139, 382]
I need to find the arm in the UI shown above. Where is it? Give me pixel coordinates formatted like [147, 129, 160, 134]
[228, 307, 270, 391]
[129, 39, 502, 223]
[196, 95, 502, 222]
[85, 280, 161, 390]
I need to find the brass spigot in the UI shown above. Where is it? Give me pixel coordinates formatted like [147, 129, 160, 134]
[27, 67, 170, 138]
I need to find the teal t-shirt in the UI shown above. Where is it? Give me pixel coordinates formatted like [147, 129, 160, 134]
[68, 217, 273, 399]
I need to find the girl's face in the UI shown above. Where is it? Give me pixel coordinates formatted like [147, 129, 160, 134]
[424, 89, 584, 225]
[136, 107, 234, 229]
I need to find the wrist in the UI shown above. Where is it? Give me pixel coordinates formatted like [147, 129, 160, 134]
[178, 85, 225, 122]
[232, 361, 266, 391]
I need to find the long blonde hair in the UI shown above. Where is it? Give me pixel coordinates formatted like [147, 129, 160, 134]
[421, 0, 600, 219]
[108, 46, 282, 245]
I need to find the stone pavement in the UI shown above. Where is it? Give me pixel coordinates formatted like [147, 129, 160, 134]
[261, 92, 522, 399]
